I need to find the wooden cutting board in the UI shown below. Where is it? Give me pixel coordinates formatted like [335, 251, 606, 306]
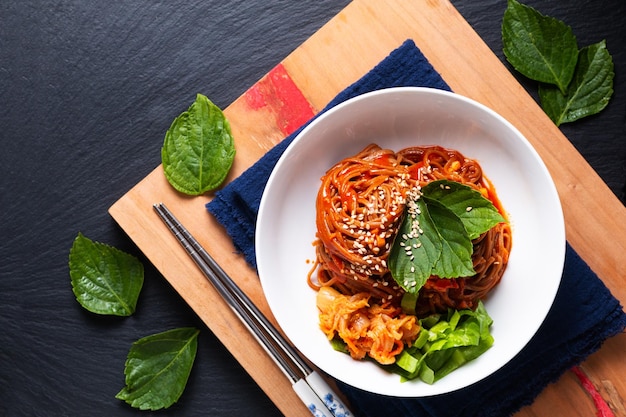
[109, 0, 626, 415]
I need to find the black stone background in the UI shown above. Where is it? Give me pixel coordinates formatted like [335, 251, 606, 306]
[1, 1, 624, 416]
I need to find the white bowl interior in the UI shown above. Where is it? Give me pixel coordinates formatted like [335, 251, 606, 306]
[256, 87, 565, 397]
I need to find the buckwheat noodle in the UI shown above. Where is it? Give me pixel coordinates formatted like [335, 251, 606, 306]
[308, 144, 512, 316]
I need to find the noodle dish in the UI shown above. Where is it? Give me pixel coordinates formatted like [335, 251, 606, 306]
[256, 87, 565, 396]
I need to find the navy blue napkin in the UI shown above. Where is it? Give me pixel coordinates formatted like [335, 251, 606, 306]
[208, 40, 449, 269]
[207, 40, 626, 416]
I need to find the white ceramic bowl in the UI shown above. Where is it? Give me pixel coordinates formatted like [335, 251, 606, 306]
[256, 87, 565, 397]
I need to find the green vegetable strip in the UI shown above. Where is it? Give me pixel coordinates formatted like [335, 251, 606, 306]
[334, 301, 494, 384]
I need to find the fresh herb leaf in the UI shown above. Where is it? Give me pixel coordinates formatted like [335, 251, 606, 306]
[116, 327, 200, 411]
[69, 232, 144, 316]
[502, 0, 578, 94]
[539, 40, 614, 126]
[388, 180, 505, 294]
[421, 180, 505, 240]
[422, 198, 475, 280]
[389, 196, 442, 293]
[162, 93, 236, 195]
[502, 0, 614, 125]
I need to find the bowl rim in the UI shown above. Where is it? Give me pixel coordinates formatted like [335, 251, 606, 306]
[256, 86, 565, 396]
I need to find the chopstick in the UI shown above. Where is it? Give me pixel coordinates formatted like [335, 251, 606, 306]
[153, 203, 354, 417]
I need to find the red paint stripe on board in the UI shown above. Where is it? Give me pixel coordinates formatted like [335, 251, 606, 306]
[571, 366, 615, 417]
[244, 63, 315, 136]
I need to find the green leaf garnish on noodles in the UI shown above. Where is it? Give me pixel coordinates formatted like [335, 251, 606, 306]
[388, 180, 505, 294]
[69, 232, 144, 316]
[116, 327, 200, 410]
[421, 180, 506, 240]
[161, 93, 236, 195]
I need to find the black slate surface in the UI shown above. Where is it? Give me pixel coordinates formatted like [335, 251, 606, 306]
[1, 1, 623, 416]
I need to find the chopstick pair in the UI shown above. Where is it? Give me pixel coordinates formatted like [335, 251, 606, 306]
[153, 203, 353, 417]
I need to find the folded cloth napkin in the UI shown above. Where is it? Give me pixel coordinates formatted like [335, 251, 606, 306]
[208, 40, 449, 269]
[207, 40, 626, 416]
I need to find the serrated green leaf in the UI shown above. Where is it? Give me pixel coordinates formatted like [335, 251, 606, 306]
[422, 180, 505, 240]
[425, 199, 475, 279]
[502, 0, 578, 94]
[539, 40, 614, 126]
[388, 197, 442, 293]
[162, 93, 236, 195]
[69, 232, 144, 316]
[116, 327, 200, 411]
[389, 180, 506, 294]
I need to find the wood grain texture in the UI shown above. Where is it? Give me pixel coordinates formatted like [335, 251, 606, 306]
[110, 0, 626, 415]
